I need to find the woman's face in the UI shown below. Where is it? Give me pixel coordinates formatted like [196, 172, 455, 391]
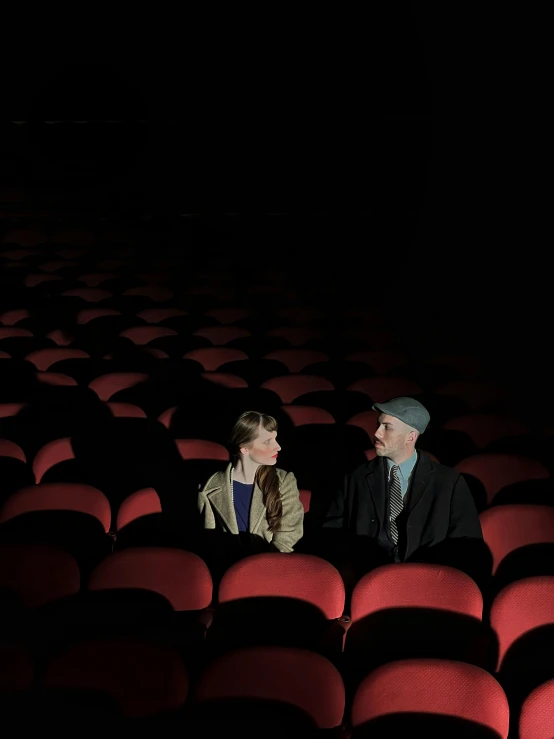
[243, 424, 281, 465]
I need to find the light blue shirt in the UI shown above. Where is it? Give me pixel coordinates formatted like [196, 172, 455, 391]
[386, 451, 418, 499]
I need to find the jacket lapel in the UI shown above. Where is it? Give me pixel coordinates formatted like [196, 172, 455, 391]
[366, 456, 387, 528]
[206, 464, 239, 535]
[249, 485, 266, 533]
[405, 452, 434, 516]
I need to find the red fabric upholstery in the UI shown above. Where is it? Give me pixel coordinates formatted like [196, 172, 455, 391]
[351, 658, 509, 737]
[193, 646, 345, 729]
[89, 547, 213, 611]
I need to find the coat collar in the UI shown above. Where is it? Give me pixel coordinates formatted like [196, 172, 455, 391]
[404, 452, 435, 515]
[366, 451, 435, 521]
[205, 462, 266, 534]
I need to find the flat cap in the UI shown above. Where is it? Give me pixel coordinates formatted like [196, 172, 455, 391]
[372, 396, 430, 434]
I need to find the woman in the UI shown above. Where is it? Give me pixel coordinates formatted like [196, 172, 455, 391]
[197, 411, 304, 566]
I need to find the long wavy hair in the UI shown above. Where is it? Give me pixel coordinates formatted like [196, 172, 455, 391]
[229, 410, 282, 531]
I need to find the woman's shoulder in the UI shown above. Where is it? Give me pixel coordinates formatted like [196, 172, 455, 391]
[200, 468, 228, 493]
[275, 467, 296, 483]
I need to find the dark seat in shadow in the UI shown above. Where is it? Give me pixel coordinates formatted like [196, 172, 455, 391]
[164, 386, 284, 445]
[0, 359, 37, 402]
[7, 386, 113, 460]
[0, 688, 124, 724]
[0, 510, 113, 585]
[0, 587, 30, 641]
[417, 392, 471, 426]
[497, 624, 554, 738]
[407, 536, 494, 598]
[490, 477, 554, 507]
[0, 458, 35, 508]
[352, 713, 505, 739]
[275, 423, 345, 495]
[183, 697, 320, 737]
[217, 357, 290, 386]
[344, 607, 497, 694]
[490, 543, 554, 601]
[68, 418, 185, 515]
[418, 427, 478, 468]
[229, 335, 291, 359]
[28, 588, 196, 668]
[203, 596, 346, 666]
[291, 389, 374, 424]
[299, 359, 378, 389]
[113, 510, 201, 552]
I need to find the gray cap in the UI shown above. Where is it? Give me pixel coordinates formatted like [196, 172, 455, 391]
[372, 396, 430, 434]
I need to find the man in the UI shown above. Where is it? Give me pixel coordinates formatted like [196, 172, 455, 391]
[320, 396, 485, 586]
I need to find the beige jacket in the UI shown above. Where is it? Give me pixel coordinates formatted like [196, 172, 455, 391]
[197, 463, 304, 553]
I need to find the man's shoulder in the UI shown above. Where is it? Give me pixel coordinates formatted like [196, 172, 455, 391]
[420, 454, 461, 481]
[349, 457, 380, 478]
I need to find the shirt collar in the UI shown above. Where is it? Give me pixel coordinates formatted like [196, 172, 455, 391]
[386, 450, 418, 482]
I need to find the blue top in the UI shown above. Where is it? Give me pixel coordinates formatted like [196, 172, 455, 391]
[233, 480, 255, 532]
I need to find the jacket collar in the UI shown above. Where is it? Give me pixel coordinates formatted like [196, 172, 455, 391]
[205, 462, 266, 534]
[366, 451, 435, 522]
[404, 452, 435, 515]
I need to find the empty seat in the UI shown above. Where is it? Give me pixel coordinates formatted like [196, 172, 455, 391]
[443, 413, 530, 451]
[479, 504, 554, 595]
[261, 375, 335, 404]
[490, 576, 554, 732]
[344, 563, 489, 685]
[0, 482, 113, 579]
[115, 487, 162, 531]
[41, 639, 189, 718]
[263, 349, 330, 372]
[88, 372, 149, 402]
[89, 547, 212, 613]
[207, 552, 346, 658]
[519, 678, 554, 739]
[192, 326, 252, 346]
[347, 376, 423, 403]
[350, 658, 509, 739]
[192, 646, 345, 730]
[118, 326, 178, 345]
[0, 542, 80, 607]
[455, 452, 550, 507]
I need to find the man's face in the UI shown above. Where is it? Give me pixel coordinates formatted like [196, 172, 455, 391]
[373, 413, 416, 463]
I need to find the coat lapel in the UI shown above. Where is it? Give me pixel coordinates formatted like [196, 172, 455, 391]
[405, 452, 434, 516]
[206, 464, 239, 535]
[249, 485, 266, 533]
[366, 456, 387, 528]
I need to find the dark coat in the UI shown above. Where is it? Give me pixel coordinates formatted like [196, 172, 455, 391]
[320, 452, 485, 582]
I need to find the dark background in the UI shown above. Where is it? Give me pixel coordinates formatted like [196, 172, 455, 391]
[0, 3, 549, 423]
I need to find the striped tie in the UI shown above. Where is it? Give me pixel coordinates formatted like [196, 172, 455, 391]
[389, 464, 403, 545]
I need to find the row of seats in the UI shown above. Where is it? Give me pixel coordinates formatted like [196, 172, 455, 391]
[6, 640, 550, 737]
[1, 543, 552, 666]
[4, 643, 553, 737]
[0, 475, 553, 590]
[1, 545, 553, 735]
[1, 412, 551, 498]
[2, 222, 552, 738]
